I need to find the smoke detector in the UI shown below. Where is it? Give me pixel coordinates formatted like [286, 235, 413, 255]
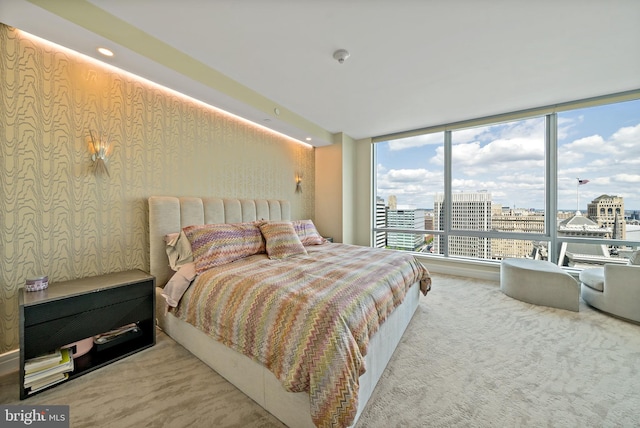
[333, 49, 350, 64]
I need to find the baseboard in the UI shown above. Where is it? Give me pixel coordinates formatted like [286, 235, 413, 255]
[0, 349, 19, 376]
[415, 255, 501, 282]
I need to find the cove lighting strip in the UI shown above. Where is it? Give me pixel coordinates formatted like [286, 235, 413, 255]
[17, 28, 312, 147]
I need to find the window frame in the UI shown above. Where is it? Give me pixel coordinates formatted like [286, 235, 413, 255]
[371, 90, 640, 266]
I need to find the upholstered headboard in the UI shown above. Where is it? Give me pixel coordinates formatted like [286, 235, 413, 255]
[149, 196, 291, 287]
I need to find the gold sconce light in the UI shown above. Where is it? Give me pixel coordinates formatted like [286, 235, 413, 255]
[295, 172, 303, 193]
[88, 129, 111, 177]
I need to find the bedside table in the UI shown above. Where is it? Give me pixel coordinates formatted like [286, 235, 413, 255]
[19, 269, 155, 399]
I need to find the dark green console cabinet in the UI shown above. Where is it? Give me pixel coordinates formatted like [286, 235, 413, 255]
[19, 269, 155, 399]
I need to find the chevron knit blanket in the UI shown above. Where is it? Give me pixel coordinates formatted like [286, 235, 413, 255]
[173, 243, 431, 427]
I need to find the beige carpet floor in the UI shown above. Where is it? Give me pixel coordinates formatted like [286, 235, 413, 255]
[1, 273, 639, 427]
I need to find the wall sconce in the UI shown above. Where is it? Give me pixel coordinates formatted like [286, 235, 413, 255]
[295, 172, 303, 193]
[88, 129, 111, 177]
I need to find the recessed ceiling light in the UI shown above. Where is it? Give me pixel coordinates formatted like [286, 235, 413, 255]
[306, 137, 312, 141]
[97, 47, 114, 57]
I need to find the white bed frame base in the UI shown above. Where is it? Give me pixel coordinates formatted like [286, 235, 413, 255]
[149, 196, 420, 427]
[156, 285, 419, 427]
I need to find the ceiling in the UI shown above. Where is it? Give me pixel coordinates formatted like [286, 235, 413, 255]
[2, 0, 640, 146]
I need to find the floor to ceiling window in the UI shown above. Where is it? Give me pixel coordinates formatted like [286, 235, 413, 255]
[555, 98, 640, 267]
[373, 93, 640, 269]
[446, 117, 546, 259]
[375, 132, 444, 252]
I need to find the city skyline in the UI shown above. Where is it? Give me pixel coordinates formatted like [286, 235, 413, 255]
[376, 99, 640, 211]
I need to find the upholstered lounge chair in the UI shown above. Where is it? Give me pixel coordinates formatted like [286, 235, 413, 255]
[500, 258, 579, 312]
[580, 258, 640, 323]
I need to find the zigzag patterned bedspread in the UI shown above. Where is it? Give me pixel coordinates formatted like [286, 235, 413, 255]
[173, 243, 431, 427]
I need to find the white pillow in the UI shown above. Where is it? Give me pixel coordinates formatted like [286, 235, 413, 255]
[627, 250, 640, 265]
[161, 263, 197, 307]
[165, 230, 193, 271]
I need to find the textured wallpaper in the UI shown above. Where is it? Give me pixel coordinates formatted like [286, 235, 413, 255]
[0, 24, 315, 353]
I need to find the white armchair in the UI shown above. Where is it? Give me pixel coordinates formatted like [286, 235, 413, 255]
[580, 263, 640, 323]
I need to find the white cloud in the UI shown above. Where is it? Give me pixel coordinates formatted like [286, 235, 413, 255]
[587, 158, 611, 168]
[557, 115, 583, 141]
[377, 109, 640, 209]
[439, 138, 544, 178]
[613, 173, 640, 183]
[559, 122, 640, 171]
[562, 134, 606, 152]
[387, 133, 442, 151]
[428, 123, 547, 205]
[451, 128, 480, 144]
[385, 168, 431, 182]
[486, 118, 544, 141]
[609, 123, 640, 157]
[377, 167, 443, 208]
[611, 123, 640, 145]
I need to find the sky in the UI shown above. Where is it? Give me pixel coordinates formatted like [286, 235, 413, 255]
[376, 98, 640, 211]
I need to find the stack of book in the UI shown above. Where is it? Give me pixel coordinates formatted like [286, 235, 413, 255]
[24, 348, 74, 394]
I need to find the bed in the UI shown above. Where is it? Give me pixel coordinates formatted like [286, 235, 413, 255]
[149, 196, 431, 427]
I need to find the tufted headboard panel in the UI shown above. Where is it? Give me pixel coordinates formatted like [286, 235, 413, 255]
[149, 196, 291, 287]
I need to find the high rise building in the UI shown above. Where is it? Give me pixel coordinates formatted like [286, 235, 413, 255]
[490, 205, 545, 259]
[434, 192, 492, 258]
[388, 195, 397, 210]
[587, 195, 625, 239]
[386, 209, 426, 251]
[424, 212, 434, 230]
[375, 196, 387, 248]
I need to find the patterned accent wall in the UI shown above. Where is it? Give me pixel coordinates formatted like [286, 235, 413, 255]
[0, 24, 315, 353]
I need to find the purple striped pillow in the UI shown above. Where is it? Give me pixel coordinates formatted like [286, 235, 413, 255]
[259, 221, 307, 259]
[183, 222, 265, 274]
[292, 219, 326, 245]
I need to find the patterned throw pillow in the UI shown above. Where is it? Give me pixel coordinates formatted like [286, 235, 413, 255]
[183, 222, 265, 274]
[259, 221, 308, 259]
[292, 219, 326, 246]
[628, 250, 640, 265]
